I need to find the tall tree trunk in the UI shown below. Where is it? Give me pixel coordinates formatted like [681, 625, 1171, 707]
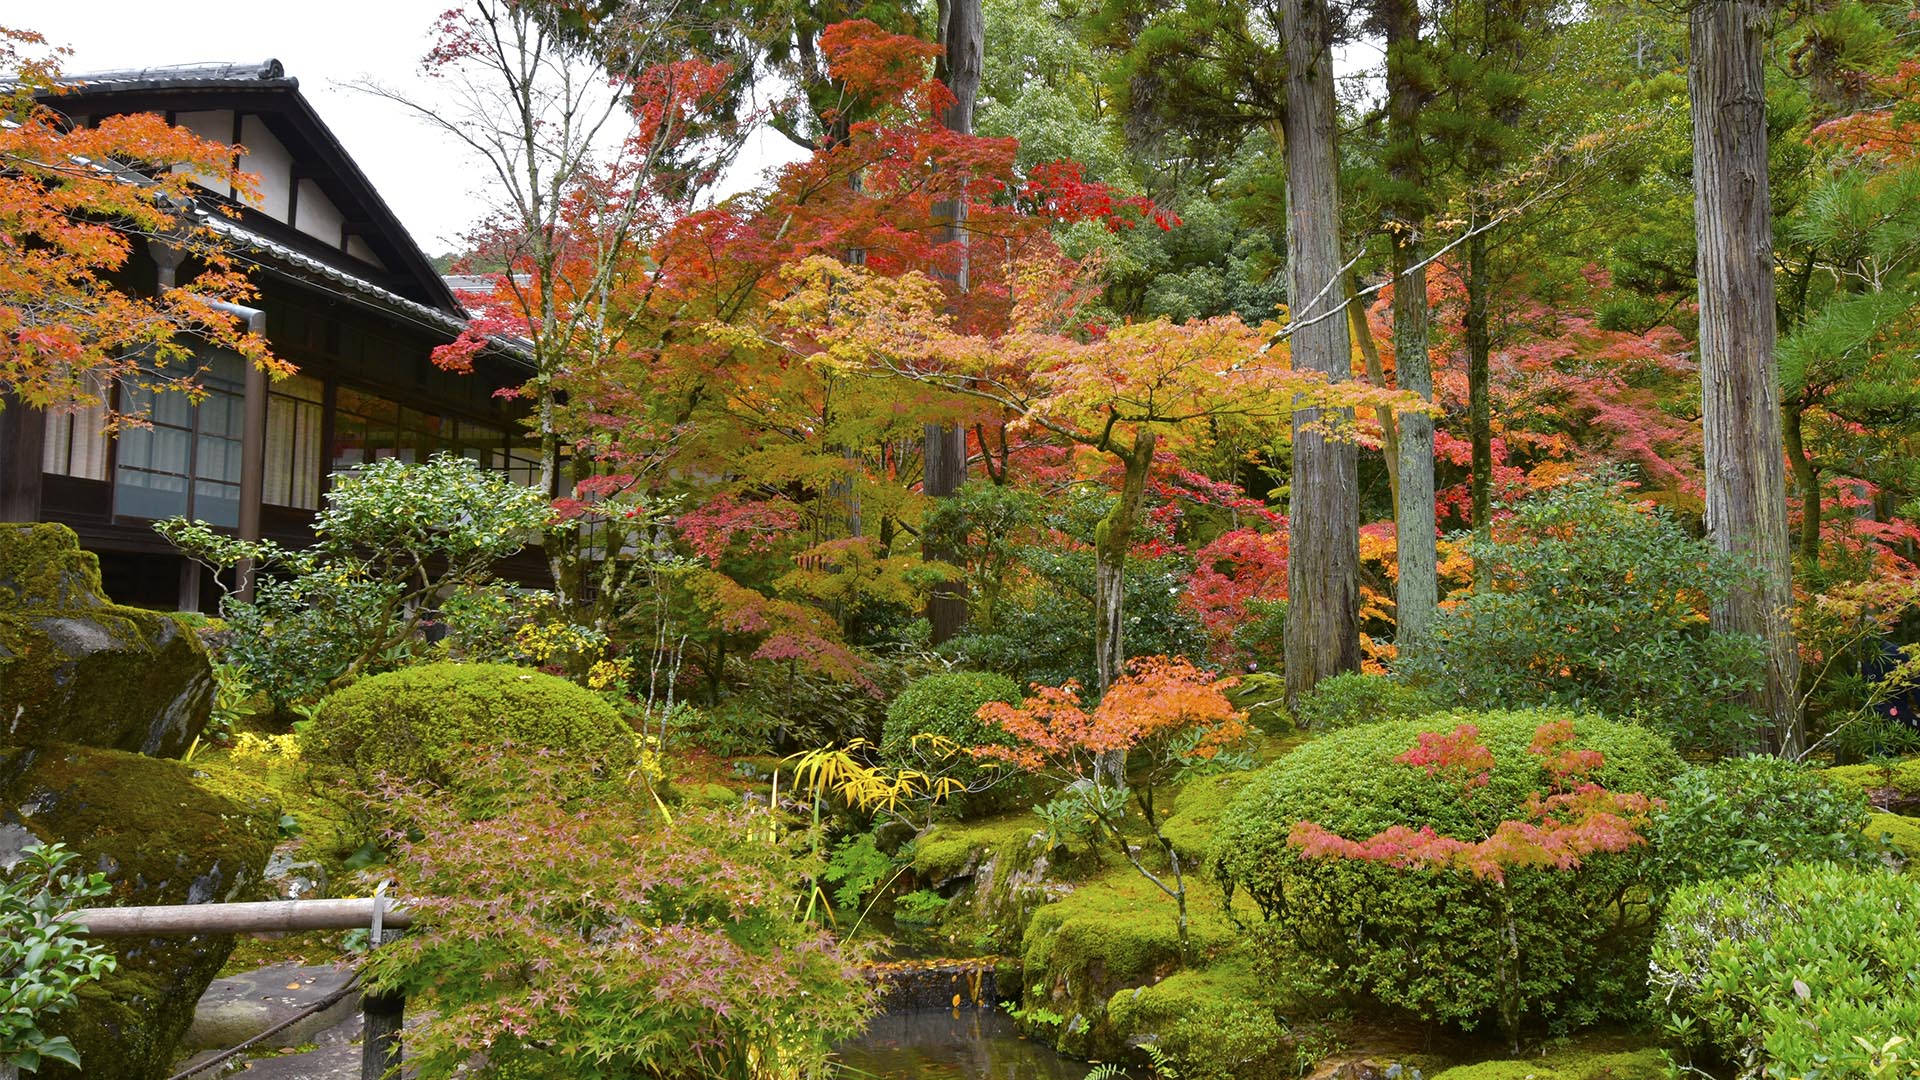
[1096, 430, 1157, 695]
[1095, 430, 1155, 784]
[1466, 215, 1494, 544]
[1282, 0, 1361, 708]
[1346, 273, 1400, 517]
[1384, 0, 1438, 645]
[1691, 0, 1804, 755]
[925, 0, 985, 644]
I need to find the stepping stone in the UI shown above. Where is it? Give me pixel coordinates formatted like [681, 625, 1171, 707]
[182, 962, 360, 1056]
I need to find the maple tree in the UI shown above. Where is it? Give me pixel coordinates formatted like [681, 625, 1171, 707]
[0, 28, 277, 417]
[754, 254, 1420, 712]
[975, 655, 1249, 960]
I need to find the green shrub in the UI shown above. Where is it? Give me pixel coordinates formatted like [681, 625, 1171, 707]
[1649, 862, 1920, 1078]
[1294, 672, 1442, 732]
[1213, 709, 1683, 1040]
[304, 662, 632, 784]
[1396, 475, 1767, 755]
[1649, 755, 1873, 895]
[881, 671, 1023, 812]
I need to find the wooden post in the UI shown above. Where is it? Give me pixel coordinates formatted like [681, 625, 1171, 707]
[0, 397, 45, 524]
[361, 985, 404, 1080]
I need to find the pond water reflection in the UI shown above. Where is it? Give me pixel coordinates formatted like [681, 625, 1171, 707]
[836, 1007, 1118, 1079]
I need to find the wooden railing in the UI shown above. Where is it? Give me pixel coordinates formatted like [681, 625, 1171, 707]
[72, 897, 410, 1080]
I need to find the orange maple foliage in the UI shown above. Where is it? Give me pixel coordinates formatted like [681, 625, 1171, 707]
[973, 655, 1246, 776]
[1, 28, 280, 417]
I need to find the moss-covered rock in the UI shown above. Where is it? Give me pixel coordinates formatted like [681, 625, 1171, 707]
[911, 813, 1061, 952]
[1105, 954, 1293, 1080]
[1019, 864, 1240, 1058]
[1425, 1048, 1667, 1080]
[1824, 759, 1920, 814]
[0, 742, 279, 1080]
[0, 523, 214, 757]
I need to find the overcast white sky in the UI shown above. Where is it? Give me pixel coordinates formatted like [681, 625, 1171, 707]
[26, 0, 806, 256]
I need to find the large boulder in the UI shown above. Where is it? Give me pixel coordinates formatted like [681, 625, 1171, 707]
[0, 743, 279, 1080]
[0, 523, 214, 757]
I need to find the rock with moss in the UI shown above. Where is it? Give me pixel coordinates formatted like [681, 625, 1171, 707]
[1106, 955, 1293, 1080]
[910, 813, 1062, 952]
[1824, 759, 1920, 815]
[302, 661, 635, 785]
[0, 524, 215, 757]
[0, 742, 279, 1080]
[1019, 865, 1240, 1058]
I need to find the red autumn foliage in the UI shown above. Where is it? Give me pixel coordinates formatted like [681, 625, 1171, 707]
[1289, 721, 1657, 883]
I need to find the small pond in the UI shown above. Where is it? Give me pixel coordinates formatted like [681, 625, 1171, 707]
[836, 1007, 1117, 1079]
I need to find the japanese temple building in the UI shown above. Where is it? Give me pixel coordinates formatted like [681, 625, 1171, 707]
[0, 60, 538, 610]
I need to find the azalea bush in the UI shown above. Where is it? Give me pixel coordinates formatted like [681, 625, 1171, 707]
[1650, 863, 1920, 1078]
[1213, 709, 1683, 1046]
[1398, 475, 1767, 754]
[361, 753, 874, 1079]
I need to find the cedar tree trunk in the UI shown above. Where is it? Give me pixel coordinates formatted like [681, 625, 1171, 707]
[1691, 0, 1804, 754]
[1282, 0, 1362, 707]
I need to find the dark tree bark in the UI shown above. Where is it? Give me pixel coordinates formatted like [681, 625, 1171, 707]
[921, 0, 983, 641]
[1690, 0, 1804, 754]
[1466, 216, 1494, 547]
[1383, 0, 1438, 644]
[1095, 429, 1158, 696]
[925, 0, 985, 644]
[1282, 0, 1362, 707]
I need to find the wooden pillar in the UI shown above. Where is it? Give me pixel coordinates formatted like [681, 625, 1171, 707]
[361, 988, 404, 1080]
[0, 398, 45, 523]
[238, 358, 268, 594]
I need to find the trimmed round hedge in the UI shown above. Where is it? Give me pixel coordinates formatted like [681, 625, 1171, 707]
[305, 662, 632, 784]
[881, 670, 1023, 817]
[880, 670, 1021, 771]
[1212, 708, 1684, 1039]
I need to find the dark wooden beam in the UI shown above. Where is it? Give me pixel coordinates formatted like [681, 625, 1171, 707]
[0, 399, 46, 523]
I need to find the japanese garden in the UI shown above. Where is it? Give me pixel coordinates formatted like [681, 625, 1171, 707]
[2, 0, 1919, 1075]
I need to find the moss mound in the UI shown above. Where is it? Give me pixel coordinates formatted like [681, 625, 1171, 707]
[1106, 954, 1292, 1080]
[1824, 758, 1920, 813]
[1427, 1049, 1666, 1080]
[1866, 811, 1920, 858]
[304, 662, 632, 784]
[0, 523, 213, 757]
[1160, 769, 1258, 865]
[1020, 863, 1240, 1057]
[0, 742, 279, 1080]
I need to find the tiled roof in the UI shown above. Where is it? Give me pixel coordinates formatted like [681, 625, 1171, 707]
[50, 60, 296, 92]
